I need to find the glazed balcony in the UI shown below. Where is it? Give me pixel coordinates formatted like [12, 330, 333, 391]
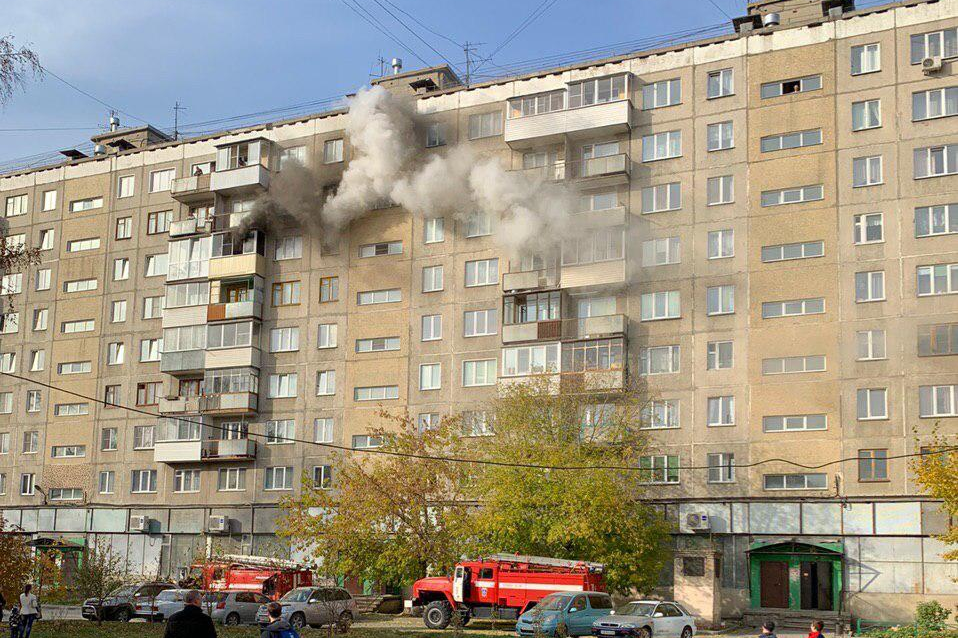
[170, 173, 212, 204]
[199, 392, 258, 415]
[504, 99, 632, 148]
[501, 314, 626, 344]
[169, 216, 210, 238]
[201, 438, 257, 462]
[160, 350, 206, 375]
[502, 269, 559, 292]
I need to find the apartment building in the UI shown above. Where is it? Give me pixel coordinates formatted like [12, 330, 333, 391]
[0, 0, 956, 622]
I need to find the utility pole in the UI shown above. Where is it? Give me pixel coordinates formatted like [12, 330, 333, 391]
[462, 42, 483, 86]
[173, 101, 187, 140]
[370, 53, 387, 80]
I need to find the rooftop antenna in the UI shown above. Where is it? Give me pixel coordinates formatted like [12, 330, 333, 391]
[463, 41, 483, 86]
[173, 101, 187, 140]
[370, 53, 387, 80]
[109, 110, 120, 131]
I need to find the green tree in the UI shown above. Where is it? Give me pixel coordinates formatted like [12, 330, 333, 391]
[0, 516, 36, 606]
[71, 539, 127, 624]
[912, 431, 958, 560]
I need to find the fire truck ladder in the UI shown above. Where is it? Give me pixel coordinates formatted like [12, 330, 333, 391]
[216, 554, 308, 570]
[487, 553, 605, 573]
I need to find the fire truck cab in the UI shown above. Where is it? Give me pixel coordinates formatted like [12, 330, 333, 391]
[408, 553, 606, 629]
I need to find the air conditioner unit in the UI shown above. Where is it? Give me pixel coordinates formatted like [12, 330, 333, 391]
[922, 56, 944, 75]
[208, 515, 230, 534]
[130, 515, 151, 533]
[686, 512, 711, 532]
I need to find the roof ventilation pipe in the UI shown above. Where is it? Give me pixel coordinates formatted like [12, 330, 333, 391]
[762, 12, 781, 27]
[391, 57, 403, 74]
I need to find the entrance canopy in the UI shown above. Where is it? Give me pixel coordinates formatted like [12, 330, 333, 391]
[747, 539, 843, 556]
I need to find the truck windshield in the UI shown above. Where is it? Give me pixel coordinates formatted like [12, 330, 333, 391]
[281, 588, 313, 603]
[537, 595, 567, 611]
[618, 603, 657, 617]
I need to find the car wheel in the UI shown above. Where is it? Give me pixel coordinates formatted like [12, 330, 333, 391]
[225, 612, 241, 626]
[115, 608, 132, 622]
[639, 627, 652, 638]
[336, 610, 354, 633]
[290, 612, 307, 630]
[555, 622, 569, 638]
[423, 600, 452, 629]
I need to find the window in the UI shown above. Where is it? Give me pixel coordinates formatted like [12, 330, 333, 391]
[919, 385, 958, 417]
[20, 474, 35, 496]
[113, 258, 130, 281]
[355, 337, 400, 353]
[641, 237, 681, 267]
[422, 265, 444, 292]
[268, 373, 298, 398]
[319, 277, 339, 302]
[426, 122, 445, 147]
[857, 329, 887, 360]
[30, 268, 49, 293]
[464, 211, 492, 237]
[168, 236, 211, 280]
[919, 323, 958, 356]
[270, 327, 300, 353]
[501, 343, 559, 377]
[760, 74, 822, 98]
[143, 296, 164, 319]
[707, 175, 734, 205]
[357, 288, 401, 305]
[317, 323, 338, 349]
[707, 121, 734, 151]
[0, 352, 14, 374]
[29, 350, 45, 371]
[462, 411, 494, 436]
[851, 43, 881, 75]
[51, 445, 86, 458]
[852, 99, 881, 131]
[914, 144, 958, 179]
[463, 359, 497, 386]
[707, 285, 735, 315]
[915, 203, 958, 237]
[38, 228, 55, 251]
[918, 263, 958, 296]
[4, 194, 27, 217]
[707, 229, 734, 259]
[857, 388, 888, 420]
[218, 468, 246, 492]
[314, 418, 334, 443]
[66, 237, 101, 253]
[762, 241, 825, 263]
[0, 312, 18, 334]
[568, 75, 626, 108]
[564, 339, 623, 372]
[265, 420, 294, 444]
[140, 338, 162, 362]
[762, 355, 826, 375]
[354, 385, 399, 401]
[913, 86, 958, 121]
[642, 78, 681, 109]
[854, 213, 884, 244]
[360, 241, 403, 258]
[764, 473, 827, 490]
[131, 469, 158, 493]
[464, 258, 499, 287]
[422, 314, 442, 341]
[104, 385, 119, 407]
[418, 413, 440, 432]
[420, 363, 441, 390]
[145, 253, 168, 277]
[858, 449, 888, 481]
[274, 236, 303, 260]
[0, 393, 11, 414]
[468, 111, 503, 139]
[98, 471, 115, 495]
[641, 183, 681, 213]
[641, 291, 680, 321]
[0, 433, 7, 453]
[149, 168, 175, 192]
[707, 341, 733, 370]
[760, 185, 824, 207]
[316, 370, 336, 396]
[312, 465, 333, 489]
[323, 138, 344, 163]
[61, 318, 93, 334]
[642, 131, 682, 162]
[42, 190, 57, 211]
[642, 399, 680, 429]
[707, 68, 734, 99]
[115, 217, 132, 239]
[272, 281, 301, 306]
[352, 434, 384, 449]
[117, 174, 135, 198]
[0, 273, 21, 296]
[761, 129, 822, 152]
[165, 281, 210, 308]
[69, 197, 103, 213]
[133, 425, 155, 449]
[146, 210, 173, 235]
[172, 470, 200, 493]
[582, 190, 619, 212]
[639, 345, 680, 375]
[464, 309, 498, 337]
[424, 217, 444, 243]
[101, 428, 118, 451]
[639, 455, 679, 484]
[855, 271, 885, 302]
[58, 361, 91, 375]
[508, 90, 565, 118]
[853, 156, 883, 187]
[33, 309, 48, 331]
[762, 297, 825, 318]
[561, 228, 625, 265]
[708, 453, 735, 483]
[910, 27, 958, 65]
[136, 382, 161, 406]
[707, 396, 735, 426]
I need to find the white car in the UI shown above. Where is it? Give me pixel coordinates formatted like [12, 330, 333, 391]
[592, 600, 696, 638]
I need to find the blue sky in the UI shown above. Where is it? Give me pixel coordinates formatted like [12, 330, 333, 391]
[1, 0, 740, 166]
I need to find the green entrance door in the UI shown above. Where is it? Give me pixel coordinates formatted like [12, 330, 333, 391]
[748, 540, 844, 612]
[759, 561, 789, 608]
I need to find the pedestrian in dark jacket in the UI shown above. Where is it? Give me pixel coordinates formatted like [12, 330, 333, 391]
[760, 620, 778, 638]
[162, 590, 216, 638]
[261, 601, 298, 638]
[0, 591, 5, 622]
[8, 607, 20, 638]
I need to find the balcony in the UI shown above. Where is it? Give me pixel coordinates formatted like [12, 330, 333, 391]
[206, 347, 261, 370]
[170, 173, 212, 203]
[560, 260, 628, 289]
[209, 164, 270, 195]
[502, 269, 559, 292]
[570, 153, 630, 188]
[502, 320, 562, 344]
[504, 99, 632, 148]
[160, 350, 206, 375]
[501, 314, 626, 344]
[576, 205, 627, 229]
[562, 369, 626, 392]
[200, 392, 258, 415]
[169, 216, 209, 238]
[201, 438, 256, 462]
[207, 300, 263, 321]
[209, 253, 266, 279]
[154, 440, 202, 464]
[158, 396, 201, 414]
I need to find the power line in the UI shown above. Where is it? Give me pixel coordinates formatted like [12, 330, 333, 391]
[340, 0, 431, 67]
[0, 126, 102, 132]
[473, 0, 562, 74]
[39, 65, 148, 126]
[706, 0, 733, 20]
[1, 369, 954, 474]
[379, 0, 463, 48]
[370, 0, 463, 72]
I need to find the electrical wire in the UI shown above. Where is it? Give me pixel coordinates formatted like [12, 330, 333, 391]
[0, 126, 102, 132]
[472, 0, 562, 74]
[379, 0, 463, 48]
[706, 0, 733, 20]
[370, 0, 463, 72]
[39, 65, 149, 126]
[340, 0, 431, 67]
[1, 369, 954, 473]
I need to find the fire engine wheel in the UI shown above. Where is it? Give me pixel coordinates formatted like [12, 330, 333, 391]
[423, 600, 453, 629]
[224, 612, 241, 626]
[290, 612, 307, 630]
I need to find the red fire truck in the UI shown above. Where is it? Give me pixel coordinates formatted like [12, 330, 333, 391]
[408, 553, 606, 629]
[188, 554, 314, 600]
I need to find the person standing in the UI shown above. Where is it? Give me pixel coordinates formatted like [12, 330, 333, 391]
[16, 585, 38, 638]
[808, 620, 825, 638]
[0, 591, 6, 622]
[759, 620, 778, 638]
[260, 601, 298, 638]
[162, 590, 216, 638]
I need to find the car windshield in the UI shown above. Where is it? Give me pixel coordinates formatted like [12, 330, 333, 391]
[109, 585, 136, 597]
[619, 603, 657, 617]
[536, 595, 568, 611]
[281, 588, 313, 603]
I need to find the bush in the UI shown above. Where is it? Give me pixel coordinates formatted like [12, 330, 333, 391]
[916, 601, 952, 631]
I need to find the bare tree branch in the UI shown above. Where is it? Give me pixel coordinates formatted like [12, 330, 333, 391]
[0, 35, 42, 106]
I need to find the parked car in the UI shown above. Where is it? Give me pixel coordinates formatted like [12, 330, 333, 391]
[81, 582, 178, 622]
[153, 588, 191, 622]
[591, 600, 696, 638]
[516, 592, 615, 637]
[206, 590, 272, 626]
[255, 586, 357, 631]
